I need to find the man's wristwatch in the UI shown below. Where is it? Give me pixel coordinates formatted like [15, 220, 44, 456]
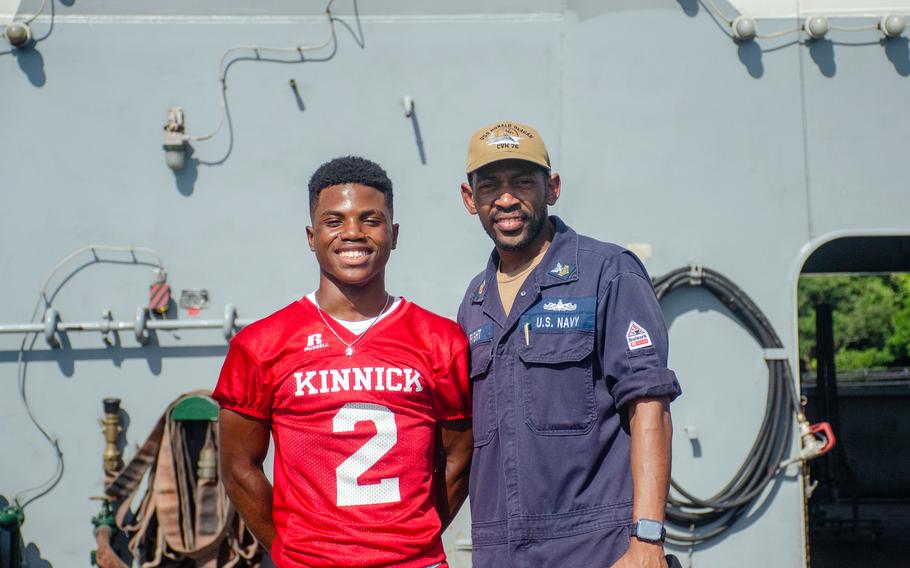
[631, 519, 666, 543]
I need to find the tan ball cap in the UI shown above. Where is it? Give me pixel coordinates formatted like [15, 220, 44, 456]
[465, 121, 550, 174]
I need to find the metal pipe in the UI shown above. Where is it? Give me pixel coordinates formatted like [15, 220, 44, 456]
[0, 306, 254, 340]
[0, 319, 255, 333]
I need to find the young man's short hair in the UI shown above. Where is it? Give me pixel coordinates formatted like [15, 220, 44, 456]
[308, 156, 394, 218]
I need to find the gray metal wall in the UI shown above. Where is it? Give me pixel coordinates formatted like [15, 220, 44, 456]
[2, 1, 909, 566]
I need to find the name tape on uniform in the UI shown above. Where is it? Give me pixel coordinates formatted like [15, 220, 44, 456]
[468, 323, 494, 346]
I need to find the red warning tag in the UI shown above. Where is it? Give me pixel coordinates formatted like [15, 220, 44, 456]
[626, 321, 652, 350]
[149, 282, 171, 314]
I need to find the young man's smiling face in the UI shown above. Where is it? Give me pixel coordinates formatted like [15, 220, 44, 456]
[306, 183, 398, 288]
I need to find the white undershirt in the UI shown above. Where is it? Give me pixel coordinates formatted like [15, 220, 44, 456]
[306, 292, 402, 334]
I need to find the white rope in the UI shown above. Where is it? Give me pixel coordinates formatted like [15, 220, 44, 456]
[189, 0, 337, 143]
[12, 244, 166, 509]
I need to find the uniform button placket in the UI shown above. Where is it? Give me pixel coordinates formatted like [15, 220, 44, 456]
[504, 338, 524, 520]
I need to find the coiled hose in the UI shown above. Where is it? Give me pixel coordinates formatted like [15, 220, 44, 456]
[653, 266, 802, 544]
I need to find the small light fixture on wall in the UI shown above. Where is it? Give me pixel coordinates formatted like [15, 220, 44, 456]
[731, 16, 757, 41]
[163, 107, 187, 171]
[804, 16, 829, 40]
[880, 15, 907, 38]
[3, 21, 31, 48]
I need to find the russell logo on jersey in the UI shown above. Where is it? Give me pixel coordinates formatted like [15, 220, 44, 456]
[304, 333, 329, 352]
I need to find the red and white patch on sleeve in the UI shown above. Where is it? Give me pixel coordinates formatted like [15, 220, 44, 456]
[626, 320, 653, 350]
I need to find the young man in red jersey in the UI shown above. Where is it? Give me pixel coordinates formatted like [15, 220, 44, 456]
[214, 156, 473, 568]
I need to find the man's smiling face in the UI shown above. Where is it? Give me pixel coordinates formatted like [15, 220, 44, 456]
[306, 183, 398, 287]
[462, 159, 560, 252]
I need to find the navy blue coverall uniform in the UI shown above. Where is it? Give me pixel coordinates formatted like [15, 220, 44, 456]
[457, 217, 682, 568]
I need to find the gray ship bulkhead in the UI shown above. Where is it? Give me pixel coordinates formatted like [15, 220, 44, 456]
[2, 1, 910, 567]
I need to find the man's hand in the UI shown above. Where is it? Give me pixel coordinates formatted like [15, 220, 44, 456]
[609, 539, 667, 568]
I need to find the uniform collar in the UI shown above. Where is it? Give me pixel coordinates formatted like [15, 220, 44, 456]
[471, 215, 578, 306]
[533, 216, 579, 289]
[471, 267, 492, 304]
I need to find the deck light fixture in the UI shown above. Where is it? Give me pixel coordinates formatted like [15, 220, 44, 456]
[804, 16, 829, 39]
[880, 15, 906, 37]
[731, 16, 757, 41]
[3, 21, 30, 47]
[163, 107, 187, 171]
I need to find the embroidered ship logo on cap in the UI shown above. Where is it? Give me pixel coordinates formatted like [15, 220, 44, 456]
[487, 133, 523, 147]
[626, 321, 653, 350]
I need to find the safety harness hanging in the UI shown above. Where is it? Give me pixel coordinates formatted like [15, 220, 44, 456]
[101, 391, 261, 568]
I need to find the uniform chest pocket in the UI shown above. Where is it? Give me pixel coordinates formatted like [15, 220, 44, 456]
[517, 325, 597, 435]
[468, 336, 496, 447]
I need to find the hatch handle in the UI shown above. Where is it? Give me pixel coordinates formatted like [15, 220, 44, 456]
[809, 421, 836, 455]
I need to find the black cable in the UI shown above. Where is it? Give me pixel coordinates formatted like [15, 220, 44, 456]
[653, 266, 801, 544]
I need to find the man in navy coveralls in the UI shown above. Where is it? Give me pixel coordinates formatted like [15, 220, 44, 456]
[457, 121, 682, 568]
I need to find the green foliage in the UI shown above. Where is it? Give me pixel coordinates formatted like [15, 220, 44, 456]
[798, 273, 910, 371]
[835, 347, 893, 370]
[886, 274, 910, 362]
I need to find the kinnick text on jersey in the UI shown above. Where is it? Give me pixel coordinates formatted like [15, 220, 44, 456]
[294, 367, 425, 397]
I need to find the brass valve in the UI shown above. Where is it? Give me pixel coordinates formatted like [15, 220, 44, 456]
[100, 398, 123, 474]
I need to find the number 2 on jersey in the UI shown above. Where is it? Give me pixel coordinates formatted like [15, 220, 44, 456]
[333, 402, 401, 507]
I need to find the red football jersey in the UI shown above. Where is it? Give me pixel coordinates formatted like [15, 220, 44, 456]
[213, 297, 471, 568]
